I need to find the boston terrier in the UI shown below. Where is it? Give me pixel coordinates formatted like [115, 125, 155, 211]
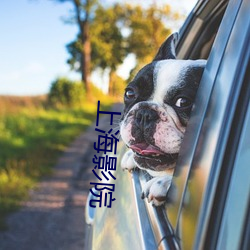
[120, 33, 206, 206]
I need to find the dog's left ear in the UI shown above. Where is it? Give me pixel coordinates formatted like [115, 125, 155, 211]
[153, 32, 179, 61]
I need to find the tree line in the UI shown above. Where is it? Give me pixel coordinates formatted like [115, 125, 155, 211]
[53, 0, 176, 97]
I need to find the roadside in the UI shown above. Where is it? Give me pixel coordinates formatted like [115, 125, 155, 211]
[0, 103, 123, 250]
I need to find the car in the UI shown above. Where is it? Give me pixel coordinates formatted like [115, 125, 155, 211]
[85, 0, 250, 249]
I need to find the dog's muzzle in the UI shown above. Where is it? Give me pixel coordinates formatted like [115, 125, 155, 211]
[120, 103, 183, 172]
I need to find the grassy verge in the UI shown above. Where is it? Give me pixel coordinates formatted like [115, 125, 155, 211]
[0, 95, 113, 230]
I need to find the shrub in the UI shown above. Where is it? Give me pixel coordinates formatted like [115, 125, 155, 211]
[48, 77, 85, 108]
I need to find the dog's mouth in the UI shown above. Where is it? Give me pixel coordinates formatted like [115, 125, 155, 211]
[129, 143, 178, 164]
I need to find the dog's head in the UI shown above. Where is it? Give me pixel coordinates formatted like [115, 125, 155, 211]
[120, 33, 206, 173]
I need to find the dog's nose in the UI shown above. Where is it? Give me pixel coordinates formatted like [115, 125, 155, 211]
[135, 109, 159, 129]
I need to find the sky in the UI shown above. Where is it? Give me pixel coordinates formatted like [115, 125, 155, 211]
[0, 0, 197, 96]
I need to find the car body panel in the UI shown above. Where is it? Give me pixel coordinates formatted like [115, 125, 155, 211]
[87, 145, 159, 250]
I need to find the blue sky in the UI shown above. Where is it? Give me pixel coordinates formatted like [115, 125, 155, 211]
[0, 0, 78, 95]
[0, 0, 196, 96]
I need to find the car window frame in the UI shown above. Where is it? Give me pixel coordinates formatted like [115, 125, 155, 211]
[177, 0, 229, 60]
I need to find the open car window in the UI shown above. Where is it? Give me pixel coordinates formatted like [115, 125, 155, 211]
[133, 0, 231, 248]
[166, 0, 229, 229]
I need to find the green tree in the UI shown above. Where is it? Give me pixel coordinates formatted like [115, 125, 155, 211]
[65, 3, 174, 94]
[125, 4, 172, 65]
[90, 4, 127, 95]
[67, 4, 127, 95]
[53, 0, 98, 96]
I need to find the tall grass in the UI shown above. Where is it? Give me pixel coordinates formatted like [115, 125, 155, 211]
[0, 95, 113, 230]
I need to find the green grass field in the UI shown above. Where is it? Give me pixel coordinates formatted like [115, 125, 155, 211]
[0, 95, 112, 230]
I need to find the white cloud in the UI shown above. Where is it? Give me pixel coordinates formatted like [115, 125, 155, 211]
[25, 62, 45, 74]
[0, 62, 48, 95]
[1, 62, 45, 83]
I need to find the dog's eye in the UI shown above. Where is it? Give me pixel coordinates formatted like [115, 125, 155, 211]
[175, 97, 192, 108]
[125, 89, 136, 100]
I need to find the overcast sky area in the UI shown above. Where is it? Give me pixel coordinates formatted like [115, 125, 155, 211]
[0, 0, 197, 96]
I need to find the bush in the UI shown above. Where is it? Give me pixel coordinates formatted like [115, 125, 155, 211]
[48, 77, 85, 108]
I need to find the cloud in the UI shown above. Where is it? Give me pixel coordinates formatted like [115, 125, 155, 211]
[25, 62, 45, 74]
[0, 62, 48, 95]
[1, 62, 45, 83]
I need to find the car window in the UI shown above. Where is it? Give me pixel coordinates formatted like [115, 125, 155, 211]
[127, 0, 231, 248]
[128, 0, 231, 249]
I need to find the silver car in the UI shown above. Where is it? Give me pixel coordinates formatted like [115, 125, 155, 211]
[85, 0, 250, 249]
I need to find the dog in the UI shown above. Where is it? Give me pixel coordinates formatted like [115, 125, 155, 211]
[120, 33, 206, 206]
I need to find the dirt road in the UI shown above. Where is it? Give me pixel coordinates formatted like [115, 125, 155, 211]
[0, 103, 123, 250]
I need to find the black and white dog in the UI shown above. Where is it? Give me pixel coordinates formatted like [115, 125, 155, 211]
[120, 33, 206, 206]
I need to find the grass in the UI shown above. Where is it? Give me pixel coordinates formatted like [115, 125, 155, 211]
[0, 95, 113, 230]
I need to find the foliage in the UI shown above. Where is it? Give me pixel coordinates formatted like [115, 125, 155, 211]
[66, 37, 82, 72]
[90, 4, 126, 72]
[0, 95, 112, 230]
[48, 77, 85, 108]
[55, 1, 177, 97]
[66, 3, 174, 94]
[66, 3, 127, 96]
[124, 4, 172, 65]
[53, 0, 99, 94]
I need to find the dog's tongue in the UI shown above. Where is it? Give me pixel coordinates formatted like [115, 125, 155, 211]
[130, 143, 163, 155]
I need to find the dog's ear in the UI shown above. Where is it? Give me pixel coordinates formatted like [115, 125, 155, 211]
[153, 32, 179, 61]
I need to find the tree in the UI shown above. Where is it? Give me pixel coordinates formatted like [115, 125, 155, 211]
[65, 3, 174, 94]
[54, 0, 98, 96]
[90, 4, 127, 95]
[67, 4, 127, 95]
[125, 4, 172, 65]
